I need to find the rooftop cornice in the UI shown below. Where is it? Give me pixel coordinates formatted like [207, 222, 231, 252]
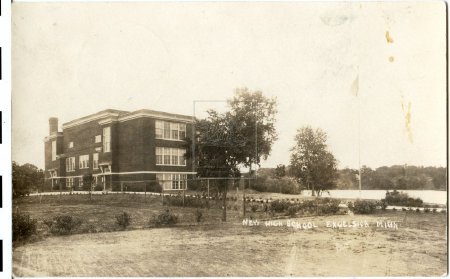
[118, 109, 194, 123]
[62, 111, 123, 130]
[61, 109, 194, 130]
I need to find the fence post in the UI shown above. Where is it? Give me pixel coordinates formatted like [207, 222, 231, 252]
[121, 182, 123, 194]
[207, 179, 210, 198]
[243, 178, 246, 218]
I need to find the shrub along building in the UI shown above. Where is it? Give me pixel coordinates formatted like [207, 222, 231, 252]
[44, 109, 195, 192]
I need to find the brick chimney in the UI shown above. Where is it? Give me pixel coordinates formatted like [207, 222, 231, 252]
[49, 117, 58, 135]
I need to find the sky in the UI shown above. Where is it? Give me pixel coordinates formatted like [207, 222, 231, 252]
[12, 2, 447, 170]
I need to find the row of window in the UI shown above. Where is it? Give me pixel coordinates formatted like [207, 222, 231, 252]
[155, 147, 187, 166]
[65, 174, 186, 190]
[66, 154, 99, 172]
[65, 147, 186, 172]
[156, 173, 187, 190]
[66, 177, 83, 188]
[51, 127, 111, 161]
[53, 121, 187, 162]
[67, 134, 102, 149]
[155, 120, 186, 140]
[66, 176, 101, 188]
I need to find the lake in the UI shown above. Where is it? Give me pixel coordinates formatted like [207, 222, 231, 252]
[304, 190, 447, 205]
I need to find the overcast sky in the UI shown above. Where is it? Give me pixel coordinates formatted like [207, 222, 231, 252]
[12, 2, 446, 170]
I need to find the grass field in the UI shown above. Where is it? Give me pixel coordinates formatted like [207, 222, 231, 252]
[13, 193, 251, 235]
[13, 194, 448, 276]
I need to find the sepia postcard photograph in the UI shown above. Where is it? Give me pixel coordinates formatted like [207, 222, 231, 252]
[11, 1, 448, 277]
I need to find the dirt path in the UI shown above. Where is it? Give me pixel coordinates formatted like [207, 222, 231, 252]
[13, 213, 447, 277]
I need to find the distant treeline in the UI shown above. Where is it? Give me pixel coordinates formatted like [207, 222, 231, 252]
[257, 165, 446, 191]
[337, 165, 446, 191]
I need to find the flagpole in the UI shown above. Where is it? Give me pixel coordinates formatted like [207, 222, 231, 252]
[351, 70, 362, 199]
[358, 89, 362, 199]
[353, 72, 362, 199]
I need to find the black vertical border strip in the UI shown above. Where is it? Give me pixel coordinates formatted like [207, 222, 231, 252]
[0, 240, 2, 272]
[445, 2, 449, 276]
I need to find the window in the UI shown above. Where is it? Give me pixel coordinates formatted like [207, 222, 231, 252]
[67, 177, 74, 189]
[95, 135, 102, 143]
[68, 142, 74, 148]
[155, 121, 163, 139]
[79, 155, 89, 169]
[66, 157, 76, 172]
[79, 178, 83, 188]
[178, 149, 186, 166]
[156, 173, 187, 190]
[156, 148, 163, 165]
[156, 148, 187, 166]
[171, 148, 179, 165]
[172, 174, 179, 189]
[163, 122, 170, 139]
[179, 124, 186, 139]
[163, 147, 170, 165]
[103, 127, 111, 152]
[51, 141, 56, 161]
[170, 123, 179, 140]
[155, 120, 187, 140]
[179, 174, 187, 189]
[93, 153, 99, 169]
[156, 173, 169, 190]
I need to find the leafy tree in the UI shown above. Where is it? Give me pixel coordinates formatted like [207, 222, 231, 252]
[187, 88, 278, 220]
[12, 162, 45, 198]
[227, 88, 278, 168]
[273, 164, 286, 179]
[290, 127, 338, 196]
[339, 165, 445, 190]
[360, 166, 375, 189]
[336, 168, 359, 190]
[189, 110, 241, 221]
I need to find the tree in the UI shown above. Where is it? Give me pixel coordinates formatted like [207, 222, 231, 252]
[187, 88, 278, 220]
[336, 168, 359, 190]
[290, 127, 338, 196]
[273, 164, 286, 179]
[82, 173, 94, 200]
[187, 110, 244, 220]
[12, 162, 45, 198]
[227, 88, 278, 168]
[272, 164, 286, 193]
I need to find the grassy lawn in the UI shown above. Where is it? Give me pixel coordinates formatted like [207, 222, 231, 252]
[13, 194, 250, 234]
[13, 195, 448, 276]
